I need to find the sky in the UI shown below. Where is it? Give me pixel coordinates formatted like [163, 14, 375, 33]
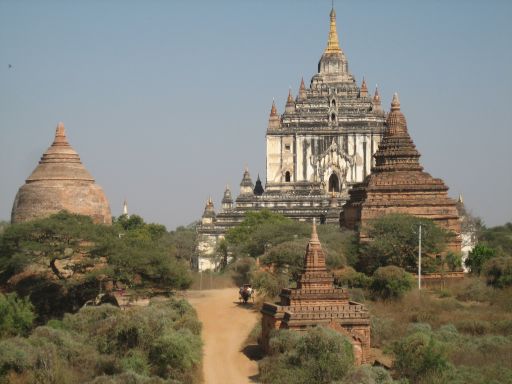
[1, 0, 511, 230]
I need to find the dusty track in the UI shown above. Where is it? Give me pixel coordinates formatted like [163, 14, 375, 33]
[187, 288, 260, 384]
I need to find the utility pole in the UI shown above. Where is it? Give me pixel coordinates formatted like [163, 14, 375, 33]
[418, 223, 422, 290]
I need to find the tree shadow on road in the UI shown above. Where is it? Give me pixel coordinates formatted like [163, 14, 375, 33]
[242, 344, 263, 383]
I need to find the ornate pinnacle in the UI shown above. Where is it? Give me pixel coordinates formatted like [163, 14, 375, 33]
[287, 88, 294, 104]
[391, 92, 401, 111]
[325, 7, 341, 54]
[373, 85, 381, 104]
[270, 99, 278, 116]
[53, 122, 69, 145]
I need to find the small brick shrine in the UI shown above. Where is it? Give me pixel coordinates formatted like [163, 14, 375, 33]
[260, 221, 371, 364]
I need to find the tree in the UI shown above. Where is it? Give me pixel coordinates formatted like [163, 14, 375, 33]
[259, 327, 354, 384]
[0, 212, 192, 319]
[393, 331, 449, 382]
[358, 213, 452, 274]
[464, 244, 496, 275]
[482, 257, 512, 288]
[0, 292, 35, 337]
[478, 222, 512, 257]
[370, 266, 414, 300]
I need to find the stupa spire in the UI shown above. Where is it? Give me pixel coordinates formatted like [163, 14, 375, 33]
[360, 77, 368, 97]
[325, 6, 341, 54]
[298, 77, 307, 100]
[270, 99, 277, 116]
[53, 122, 69, 146]
[287, 88, 293, 103]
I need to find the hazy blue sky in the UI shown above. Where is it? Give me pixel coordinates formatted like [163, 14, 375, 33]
[1, 0, 511, 229]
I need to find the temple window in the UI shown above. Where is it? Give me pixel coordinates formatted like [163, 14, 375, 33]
[285, 171, 291, 182]
[331, 113, 336, 122]
[331, 99, 336, 107]
[285, 144, 291, 151]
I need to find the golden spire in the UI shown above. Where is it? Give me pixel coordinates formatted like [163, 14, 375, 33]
[287, 88, 294, 104]
[325, 7, 341, 54]
[270, 99, 277, 116]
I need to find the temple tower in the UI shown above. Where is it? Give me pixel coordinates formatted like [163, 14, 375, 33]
[341, 94, 461, 251]
[260, 220, 371, 364]
[11, 123, 112, 225]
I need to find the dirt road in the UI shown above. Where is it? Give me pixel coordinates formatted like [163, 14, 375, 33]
[187, 288, 260, 384]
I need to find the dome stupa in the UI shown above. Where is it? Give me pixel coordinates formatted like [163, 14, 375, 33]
[11, 123, 112, 224]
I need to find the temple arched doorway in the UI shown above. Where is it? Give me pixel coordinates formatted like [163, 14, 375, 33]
[285, 171, 291, 182]
[328, 173, 340, 193]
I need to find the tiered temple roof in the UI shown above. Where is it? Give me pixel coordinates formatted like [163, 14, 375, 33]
[11, 123, 112, 224]
[260, 221, 371, 364]
[341, 94, 461, 250]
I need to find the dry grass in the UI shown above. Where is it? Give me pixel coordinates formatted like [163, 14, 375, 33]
[367, 276, 512, 383]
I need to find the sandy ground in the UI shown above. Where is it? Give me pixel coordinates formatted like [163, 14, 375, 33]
[186, 288, 260, 384]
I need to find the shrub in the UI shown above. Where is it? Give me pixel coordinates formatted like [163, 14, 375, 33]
[393, 331, 449, 381]
[252, 270, 289, 299]
[341, 365, 395, 384]
[0, 293, 35, 337]
[370, 266, 414, 300]
[483, 257, 512, 288]
[334, 267, 372, 289]
[465, 244, 496, 275]
[0, 299, 202, 383]
[149, 329, 202, 381]
[260, 327, 354, 384]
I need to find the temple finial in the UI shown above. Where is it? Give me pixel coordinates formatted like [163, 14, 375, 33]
[287, 88, 293, 103]
[325, 5, 341, 54]
[270, 99, 277, 116]
[391, 92, 401, 111]
[53, 122, 68, 145]
[360, 77, 368, 97]
[373, 84, 381, 104]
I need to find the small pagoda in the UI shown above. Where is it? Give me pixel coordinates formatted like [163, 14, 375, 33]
[341, 94, 461, 252]
[260, 220, 371, 364]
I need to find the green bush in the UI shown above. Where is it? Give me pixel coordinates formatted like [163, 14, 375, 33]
[483, 257, 512, 288]
[393, 331, 450, 382]
[0, 299, 202, 383]
[260, 327, 354, 384]
[370, 266, 414, 300]
[0, 292, 35, 337]
[334, 267, 372, 289]
[465, 244, 496, 275]
[341, 365, 395, 384]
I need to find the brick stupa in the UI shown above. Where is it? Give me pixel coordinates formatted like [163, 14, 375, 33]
[341, 94, 461, 251]
[260, 220, 371, 364]
[11, 123, 112, 224]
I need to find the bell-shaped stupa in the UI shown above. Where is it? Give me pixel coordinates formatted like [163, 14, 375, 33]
[11, 123, 112, 224]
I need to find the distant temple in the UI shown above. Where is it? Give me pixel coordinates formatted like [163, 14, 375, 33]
[196, 7, 387, 266]
[260, 220, 371, 365]
[11, 123, 112, 225]
[341, 94, 461, 251]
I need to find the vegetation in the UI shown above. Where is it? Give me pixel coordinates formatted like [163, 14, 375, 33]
[464, 244, 496, 275]
[483, 257, 512, 288]
[259, 327, 355, 384]
[224, 210, 357, 298]
[358, 214, 452, 274]
[0, 211, 193, 319]
[0, 292, 35, 338]
[370, 266, 414, 300]
[0, 299, 202, 384]
[370, 278, 512, 383]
